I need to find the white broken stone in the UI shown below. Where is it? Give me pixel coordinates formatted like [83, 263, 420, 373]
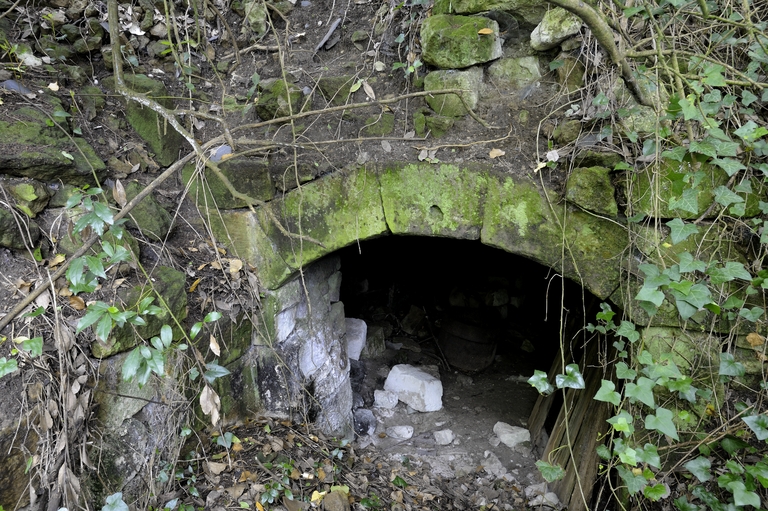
[345, 318, 367, 360]
[529, 492, 561, 507]
[386, 425, 414, 439]
[374, 389, 399, 409]
[384, 364, 443, 412]
[524, 482, 548, 499]
[482, 451, 507, 479]
[494, 421, 530, 449]
[434, 429, 455, 445]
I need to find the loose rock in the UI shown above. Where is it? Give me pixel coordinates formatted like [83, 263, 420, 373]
[384, 364, 443, 412]
[493, 421, 530, 449]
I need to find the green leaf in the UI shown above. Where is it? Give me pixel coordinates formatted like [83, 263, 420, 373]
[625, 377, 656, 408]
[647, 357, 682, 380]
[535, 460, 565, 482]
[679, 96, 701, 122]
[644, 483, 669, 501]
[678, 252, 706, 273]
[204, 311, 223, 323]
[683, 283, 713, 308]
[667, 218, 700, 245]
[204, 361, 231, 384]
[159, 324, 173, 348]
[713, 186, 744, 208]
[674, 496, 700, 511]
[719, 352, 746, 376]
[743, 414, 768, 440]
[0, 357, 18, 378]
[21, 337, 43, 358]
[721, 435, 750, 455]
[635, 286, 665, 307]
[645, 407, 679, 440]
[669, 189, 700, 215]
[616, 321, 639, 343]
[528, 370, 554, 395]
[712, 157, 747, 176]
[616, 362, 637, 379]
[95, 312, 114, 341]
[102, 492, 129, 511]
[595, 380, 621, 406]
[708, 261, 752, 284]
[392, 476, 408, 488]
[617, 465, 647, 495]
[608, 410, 635, 435]
[746, 461, 768, 488]
[728, 481, 760, 508]
[690, 139, 718, 158]
[555, 363, 585, 389]
[684, 456, 712, 482]
[122, 347, 143, 381]
[739, 306, 764, 322]
[76, 305, 108, 334]
[735, 120, 768, 142]
[636, 443, 661, 469]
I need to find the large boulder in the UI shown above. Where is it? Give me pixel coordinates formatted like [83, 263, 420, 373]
[421, 15, 502, 69]
[424, 67, 483, 117]
[530, 7, 582, 51]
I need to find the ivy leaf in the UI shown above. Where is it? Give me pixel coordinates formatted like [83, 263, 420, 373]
[616, 362, 637, 380]
[528, 370, 554, 396]
[674, 299, 698, 320]
[608, 410, 635, 435]
[204, 361, 231, 384]
[636, 443, 661, 469]
[103, 493, 129, 511]
[644, 483, 670, 501]
[647, 357, 682, 380]
[743, 414, 768, 440]
[746, 461, 768, 488]
[617, 466, 648, 495]
[721, 435, 750, 455]
[734, 120, 768, 143]
[556, 364, 585, 389]
[739, 306, 765, 322]
[684, 283, 713, 308]
[0, 357, 18, 378]
[626, 377, 656, 408]
[616, 321, 640, 343]
[728, 481, 761, 508]
[718, 352, 745, 377]
[678, 252, 706, 273]
[645, 407, 679, 440]
[636, 286, 665, 307]
[595, 380, 621, 406]
[667, 218, 700, 245]
[669, 189, 700, 215]
[689, 139, 718, 158]
[713, 186, 744, 207]
[535, 460, 565, 482]
[674, 496, 700, 511]
[712, 157, 747, 176]
[708, 261, 752, 284]
[684, 456, 712, 482]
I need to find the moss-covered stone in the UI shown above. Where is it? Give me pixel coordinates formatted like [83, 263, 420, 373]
[530, 7, 582, 51]
[565, 166, 618, 216]
[182, 157, 274, 210]
[103, 74, 187, 166]
[4, 178, 50, 217]
[317, 75, 356, 106]
[0, 115, 106, 185]
[425, 114, 455, 137]
[0, 206, 40, 250]
[481, 172, 626, 298]
[91, 266, 187, 358]
[122, 181, 172, 241]
[255, 78, 303, 120]
[78, 85, 106, 121]
[424, 67, 483, 117]
[432, 0, 546, 25]
[421, 14, 502, 69]
[487, 57, 541, 90]
[552, 119, 581, 145]
[363, 112, 395, 136]
[556, 54, 585, 94]
[380, 162, 488, 238]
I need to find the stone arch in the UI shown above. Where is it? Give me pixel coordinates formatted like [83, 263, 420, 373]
[214, 162, 629, 299]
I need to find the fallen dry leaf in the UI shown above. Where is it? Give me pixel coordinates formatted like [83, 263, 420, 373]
[210, 260, 223, 270]
[48, 254, 66, 268]
[209, 335, 221, 356]
[489, 148, 505, 159]
[189, 278, 202, 293]
[229, 258, 243, 274]
[363, 80, 375, 100]
[200, 385, 221, 426]
[478, 27, 494, 34]
[113, 180, 127, 207]
[206, 461, 228, 475]
[69, 295, 86, 311]
[747, 332, 765, 347]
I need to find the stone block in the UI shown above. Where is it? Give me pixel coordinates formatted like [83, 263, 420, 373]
[487, 57, 541, 91]
[362, 325, 386, 358]
[565, 166, 618, 216]
[432, 0, 546, 25]
[182, 157, 275, 210]
[374, 389, 399, 409]
[386, 425, 414, 439]
[384, 364, 443, 412]
[123, 180, 172, 241]
[434, 429, 455, 445]
[424, 68, 483, 117]
[530, 7, 582, 51]
[421, 15, 502, 69]
[493, 421, 530, 448]
[353, 408, 377, 436]
[345, 318, 367, 360]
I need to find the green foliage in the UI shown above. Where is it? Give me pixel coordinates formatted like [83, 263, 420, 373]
[102, 493, 129, 511]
